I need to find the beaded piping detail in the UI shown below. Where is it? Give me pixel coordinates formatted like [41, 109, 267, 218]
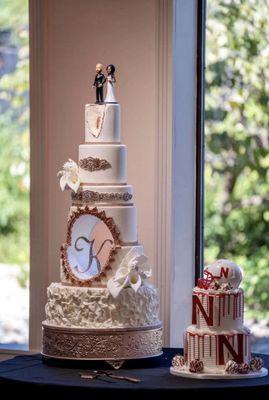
[72, 189, 133, 203]
[79, 157, 111, 172]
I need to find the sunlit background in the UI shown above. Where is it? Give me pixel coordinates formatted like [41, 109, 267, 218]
[0, 0, 29, 348]
[205, 0, 269, 353]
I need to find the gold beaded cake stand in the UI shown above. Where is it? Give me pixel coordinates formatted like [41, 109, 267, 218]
[42, 322, 163, 369]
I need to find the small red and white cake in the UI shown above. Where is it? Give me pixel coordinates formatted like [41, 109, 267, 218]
[171, 259, 267, 379]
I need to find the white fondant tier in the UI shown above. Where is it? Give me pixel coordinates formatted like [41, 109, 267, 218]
[185, 326, 251, 372]
[192, 288, 244, 331]
[69, 205, 137, 244]
[44, 282, 160, 329]
[79, 144, 127, 184]
[61, 243, 144, 285]
[85, 103, 121, 143]
[71, 185, 134, 206]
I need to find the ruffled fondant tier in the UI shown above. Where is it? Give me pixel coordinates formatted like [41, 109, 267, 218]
[44, 283, 160, 329]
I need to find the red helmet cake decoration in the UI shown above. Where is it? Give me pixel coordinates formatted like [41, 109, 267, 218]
[199, 259, 243, 290]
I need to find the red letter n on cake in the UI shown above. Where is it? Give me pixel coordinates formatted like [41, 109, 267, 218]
[220, 267, 229, 278]
[192, 294, 214, 326]
[218, 334, 244, 365]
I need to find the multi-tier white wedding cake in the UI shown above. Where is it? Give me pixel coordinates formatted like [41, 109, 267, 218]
[171, 259, 267, 379]
[42, 79, 162, 367]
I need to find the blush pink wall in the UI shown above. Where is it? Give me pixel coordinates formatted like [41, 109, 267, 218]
[30, 0, 197, 350]
[45, 0, 157, 283]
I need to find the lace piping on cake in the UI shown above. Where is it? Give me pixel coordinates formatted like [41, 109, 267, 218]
[80, 183, 127, 186]
[85, 142, 119, 144]
[79, 157, 112, 172]
[71, 190, 133, 203]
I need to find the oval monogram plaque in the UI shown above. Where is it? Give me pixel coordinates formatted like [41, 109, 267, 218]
[61, 207, 121, 285]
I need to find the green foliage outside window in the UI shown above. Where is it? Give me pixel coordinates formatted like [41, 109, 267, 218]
[205, 0, 269, 317]
[0, 0, 29, 272]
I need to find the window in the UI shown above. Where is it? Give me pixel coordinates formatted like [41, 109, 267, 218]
[205, 0, 269, 354]
[0, 0, 29, 349]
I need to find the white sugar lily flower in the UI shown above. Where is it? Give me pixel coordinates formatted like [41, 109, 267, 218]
[107, 247, 152, 298]
[57, 159, 80, 193]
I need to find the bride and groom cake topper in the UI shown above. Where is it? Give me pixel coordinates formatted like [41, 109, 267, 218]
[92, 63, 116, 104]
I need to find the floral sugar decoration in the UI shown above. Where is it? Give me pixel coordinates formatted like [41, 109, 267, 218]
[209, 279, 221, 290]
[57, 159, 80, 193]
[250, 356, 264, 371]
[172, 355, 185, 369]
[189, 359, 204, 373]
[107, 247, 152, 298]
[225, 360, 239, 374]
[238, 362, 250, 374]
[220, 282, 233, 291]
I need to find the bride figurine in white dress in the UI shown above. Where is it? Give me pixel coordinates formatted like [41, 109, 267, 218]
[104, 64, 117, 103]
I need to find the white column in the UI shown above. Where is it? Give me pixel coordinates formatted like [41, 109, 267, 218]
[170, 0, 197, 346]
[154, 0, 173, 345]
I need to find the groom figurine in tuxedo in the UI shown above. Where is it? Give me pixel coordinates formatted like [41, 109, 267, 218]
[92, 63, 106, 103]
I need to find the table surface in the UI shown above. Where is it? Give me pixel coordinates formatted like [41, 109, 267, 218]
[1, 348, 269, 399]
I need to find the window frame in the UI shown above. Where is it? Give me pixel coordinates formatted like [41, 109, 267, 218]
[170, 0, 206, 346]
[195, 0, 206, 282]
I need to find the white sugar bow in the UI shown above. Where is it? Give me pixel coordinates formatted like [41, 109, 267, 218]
[57, 159, 80, 193]
[107, 247, 152, 298]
